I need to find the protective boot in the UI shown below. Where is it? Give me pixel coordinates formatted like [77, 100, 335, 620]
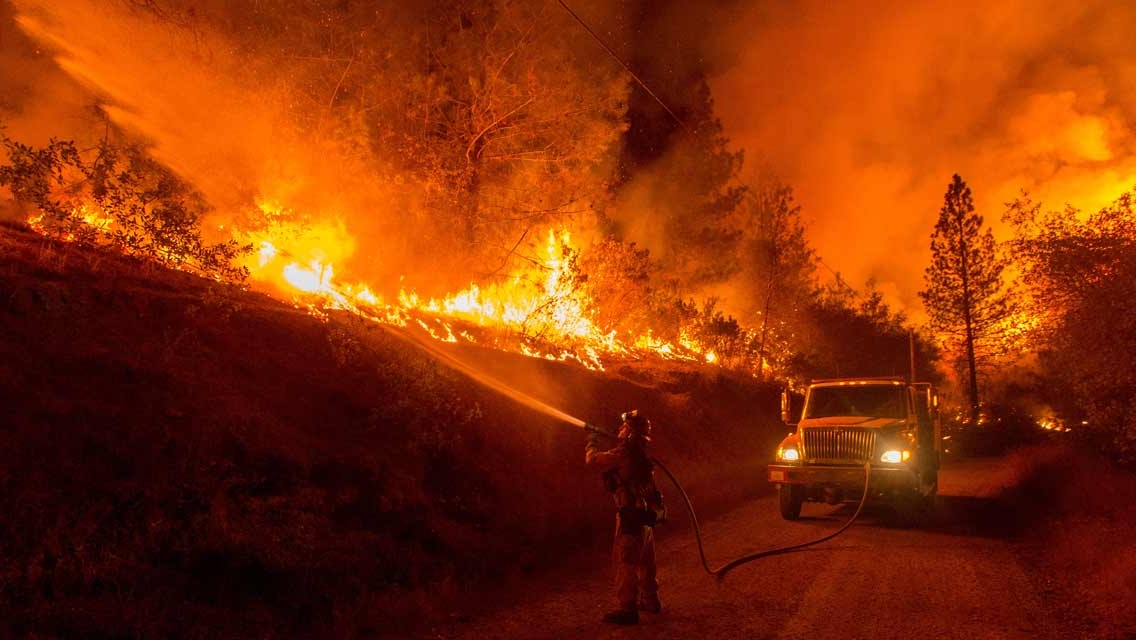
[602, 609, 639, 625]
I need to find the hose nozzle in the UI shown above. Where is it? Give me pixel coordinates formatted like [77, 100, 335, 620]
[584, 423, 613, 437]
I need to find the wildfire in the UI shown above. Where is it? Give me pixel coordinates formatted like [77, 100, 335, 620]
[27, 203, 113, 242]
[282, 260, 334, 295]
[237, 213, 733, 370]
[25, 201, 727, 372]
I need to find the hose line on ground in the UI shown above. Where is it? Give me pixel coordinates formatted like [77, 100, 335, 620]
[650, 458, 872, 580]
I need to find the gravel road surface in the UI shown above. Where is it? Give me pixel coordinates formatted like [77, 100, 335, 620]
[416, 457, 1070, 640]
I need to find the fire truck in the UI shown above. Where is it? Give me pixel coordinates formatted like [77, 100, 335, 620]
[767, 378, 941, 522]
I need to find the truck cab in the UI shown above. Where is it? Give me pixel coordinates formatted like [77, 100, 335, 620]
[767, 378, 940, 522]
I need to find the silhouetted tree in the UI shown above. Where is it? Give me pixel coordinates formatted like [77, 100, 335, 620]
[794, 281, 939, 384]
[630, 79, 746, 289]
[736, 180, 816, 378]
[920, 174, 1012, 425]
[1005, 189, 1136, 464]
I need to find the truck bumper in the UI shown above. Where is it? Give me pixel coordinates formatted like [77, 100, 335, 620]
[767, 463, 918, 494]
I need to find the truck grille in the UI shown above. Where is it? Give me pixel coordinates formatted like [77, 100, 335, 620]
[803, 428, 876, 463]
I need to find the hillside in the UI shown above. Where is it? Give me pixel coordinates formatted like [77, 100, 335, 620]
[0, 221, 786, 638]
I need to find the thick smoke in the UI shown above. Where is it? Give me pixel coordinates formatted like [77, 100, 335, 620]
[8, 0, 1136, 316]
[4, 0, 414, 285]
[2, 0, 632, 295]
[711, 0, 1136, 312]
[9, 0, 292, 208]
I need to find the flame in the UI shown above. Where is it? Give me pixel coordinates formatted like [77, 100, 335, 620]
[27, 203, 111, 242]
[282, 260, 334, 294]
[23, 200, 737, 373]
[240, 222, 733, 371]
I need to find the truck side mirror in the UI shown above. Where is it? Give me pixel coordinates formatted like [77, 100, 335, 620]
[781, 388, 792, 424]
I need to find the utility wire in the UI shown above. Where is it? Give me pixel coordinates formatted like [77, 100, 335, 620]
[555, 0, 688, 132]
[818, 257, 855, 294]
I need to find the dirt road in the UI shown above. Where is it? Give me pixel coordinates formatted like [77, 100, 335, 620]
[415, 457, 1072, 640]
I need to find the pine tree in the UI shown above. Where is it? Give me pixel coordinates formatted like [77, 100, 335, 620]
[919, 174, 1012, 425]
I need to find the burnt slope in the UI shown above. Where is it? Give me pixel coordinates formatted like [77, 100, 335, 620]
[0, 222, 785, 639]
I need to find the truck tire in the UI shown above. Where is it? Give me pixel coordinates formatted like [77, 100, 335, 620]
[919, 479, 938, 514]
[892, 485, 935, 527]
[779, 483, 805, 520]
[917, 469, 938, 515]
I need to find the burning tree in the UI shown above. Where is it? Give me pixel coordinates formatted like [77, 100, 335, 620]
[1005, 189, 1136, 464]
[734, 179, 816, 378]
[920, 174, 1014, 425]
[108, 0, 630, 289]
[577, 237, 655, 337]
[222, 0, 628, 283]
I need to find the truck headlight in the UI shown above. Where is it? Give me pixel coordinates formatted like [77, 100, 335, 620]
[778, 446, 800, 462]
[880, 449, 911, 464]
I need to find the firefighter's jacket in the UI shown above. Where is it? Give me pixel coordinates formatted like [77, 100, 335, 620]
[586, 433, 660, 516]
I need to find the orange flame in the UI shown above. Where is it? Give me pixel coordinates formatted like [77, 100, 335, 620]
[25, 202, 736, 373]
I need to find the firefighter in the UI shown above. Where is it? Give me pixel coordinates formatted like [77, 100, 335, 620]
[585, 410, 665, 626]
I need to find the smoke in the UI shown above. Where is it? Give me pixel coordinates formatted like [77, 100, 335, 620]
[4, 0, 412, 288]
[8, 0, 1136, 319]
[710, 0, 1136, 313]
[0, 1, 91, 145]
[11, 0, 285, 207]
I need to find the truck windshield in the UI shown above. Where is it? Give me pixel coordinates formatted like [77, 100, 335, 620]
[804, 385, 907, 419]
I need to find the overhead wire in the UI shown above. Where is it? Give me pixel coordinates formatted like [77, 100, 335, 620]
[554, 0, 688, 132]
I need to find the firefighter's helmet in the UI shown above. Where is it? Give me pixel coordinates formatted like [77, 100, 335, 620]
[621, 409, 651, 436]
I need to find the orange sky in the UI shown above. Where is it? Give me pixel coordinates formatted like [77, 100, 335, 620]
[711, 0, 1136, 315]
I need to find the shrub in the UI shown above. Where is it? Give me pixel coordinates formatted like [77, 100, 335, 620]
[0, 133, 249, 282]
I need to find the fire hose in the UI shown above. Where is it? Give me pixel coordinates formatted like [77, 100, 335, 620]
[370, 319, 875, 580]
[586, 424, 872, 580]
[655, 456, 871, 579]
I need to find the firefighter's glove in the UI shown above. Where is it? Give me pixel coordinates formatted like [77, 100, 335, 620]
[585, 424, 610, 450]
[586, 430, 603, 451]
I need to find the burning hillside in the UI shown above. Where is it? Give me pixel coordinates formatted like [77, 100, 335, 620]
[14, 173, 725, 372]
[0, 0, 785, 377]
[0, 220, 784, 638]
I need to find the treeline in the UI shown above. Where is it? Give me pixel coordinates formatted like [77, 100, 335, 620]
[1005, 190, 1136, 464]
[920, 174, 1136, 465]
